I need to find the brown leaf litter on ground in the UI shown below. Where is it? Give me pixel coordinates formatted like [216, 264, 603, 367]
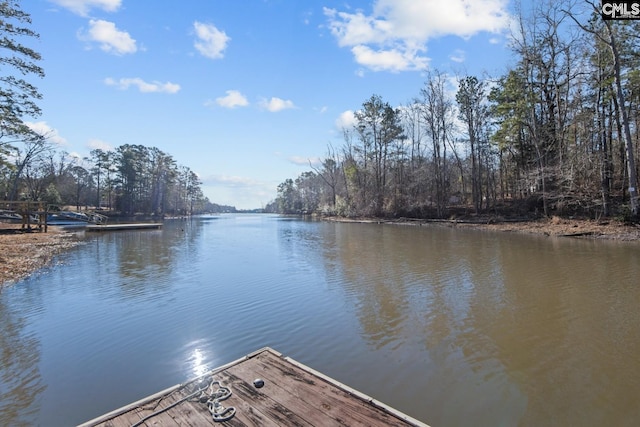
[0, 224, 81, 288]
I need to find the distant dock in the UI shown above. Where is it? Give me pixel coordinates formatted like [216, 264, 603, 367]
[85, 223, 162, 232]
[79, 347, 429, 426]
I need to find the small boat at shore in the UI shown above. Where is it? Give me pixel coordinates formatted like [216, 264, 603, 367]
[0, 210, 39, 223]
[48, 211, 109, 226]
[79, 347, 429, 427]
[47, 211, 90, 223]
[0, 210, 22, 222]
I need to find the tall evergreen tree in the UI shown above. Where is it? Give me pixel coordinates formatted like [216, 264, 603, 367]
[0, 0, 44, 170]
[354, 94, 404, 215]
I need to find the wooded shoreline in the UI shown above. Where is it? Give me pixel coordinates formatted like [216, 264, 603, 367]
[2, 216, 639, 288]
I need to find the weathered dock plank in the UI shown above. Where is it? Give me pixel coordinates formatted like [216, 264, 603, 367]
[222, 353, 412, 426]
[217, 370, 315, 426]
[79, 347, 429, 427]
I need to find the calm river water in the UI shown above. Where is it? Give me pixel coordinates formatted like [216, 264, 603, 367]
[1, 214, 640, 426]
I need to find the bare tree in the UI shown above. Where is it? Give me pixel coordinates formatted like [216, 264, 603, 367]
[564, 0, 639, 217]
[419, 70, 455, 217]
[310, 145, 340, 210]
[7, 133, 54, 200]
[456, 75, 491, 213]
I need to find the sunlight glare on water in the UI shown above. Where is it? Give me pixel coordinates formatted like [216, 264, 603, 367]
[184, 342, 211, 378]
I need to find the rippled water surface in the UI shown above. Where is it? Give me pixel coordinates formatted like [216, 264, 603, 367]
[1, 214, 640, 426]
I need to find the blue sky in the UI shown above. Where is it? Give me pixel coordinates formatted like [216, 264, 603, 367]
[24, 0, 520, 209]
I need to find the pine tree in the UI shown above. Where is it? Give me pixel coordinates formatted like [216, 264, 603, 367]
[0, 0, 44, 167]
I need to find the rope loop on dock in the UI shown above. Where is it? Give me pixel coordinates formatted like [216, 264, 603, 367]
[201, 380, 236, 422]
[128, 377, 235, 426]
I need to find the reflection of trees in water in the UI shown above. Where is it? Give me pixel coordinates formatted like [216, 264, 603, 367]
[280, 220, 414, 348]
[117, 231, 171, 284]
[329, 225, 470, 350]
[324, 223, 640, 424]
[93, 220, 204, 295]
[327, 225, 421, 349]
[0, 298, 45, 426]
[277, 218, 325, 270]
[481, 237, 640, 424]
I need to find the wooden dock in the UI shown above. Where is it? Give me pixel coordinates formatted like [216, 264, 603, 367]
[86, 223, 162, 232]
[79, 347, 429, 427]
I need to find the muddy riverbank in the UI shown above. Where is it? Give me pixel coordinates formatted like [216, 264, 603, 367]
[325, 215, 640, 241]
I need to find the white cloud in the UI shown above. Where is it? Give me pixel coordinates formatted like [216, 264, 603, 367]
[201, 174, 276, 209]
[335, 110, 356, 130]
[352, 45, 428, 72]
[324, 8, 392, 47]
[324, 0, 511, 72]
[25, 121, 67, 145]
[86, 138, 113, 151]
[49, 0, 121, 16]
[288, 156, 322, 167]
[203, 175, 260, 187]
[193, 22, 230, 59]
[80, 19, 137, 55]
[214, 90, 249, 109]
[259, 97, 296, 112]
[104, 77, 181, 93]
[374, 0, 510, 39]
[449, 48, 465, 63]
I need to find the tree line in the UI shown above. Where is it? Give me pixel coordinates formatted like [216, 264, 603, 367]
[1, 139, 216, 216]
[270, 2, 640, 221]
[0, 1, 218, 216]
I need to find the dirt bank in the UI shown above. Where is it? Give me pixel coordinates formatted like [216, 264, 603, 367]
[324, 216, 640, 241]
[456, 217, 640, 241]
[0, 224, 81, 288]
